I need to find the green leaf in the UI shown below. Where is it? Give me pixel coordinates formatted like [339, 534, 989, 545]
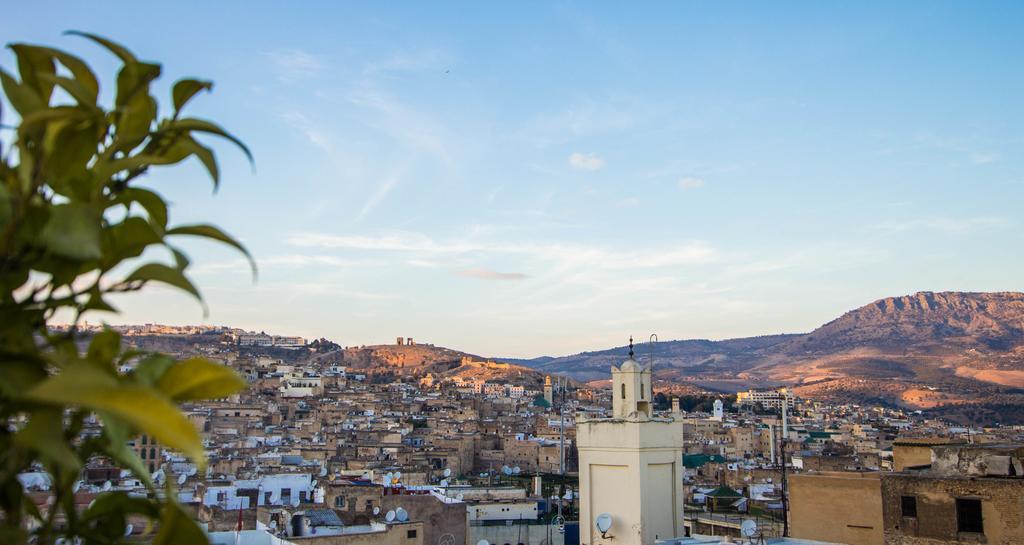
[100, 414, 155, 490]
[123, 263, 206, 312]
[87, 329, 121, 365]
[39, 73, 99, 108]
[9, 44, 56, 104]
[156, 358, 245, 401]
[113, 187, 169, 229]
[40, 202, 102, 260]
[104, 216, 162, 267]
[65, 31, 137, 65]
[25, 365, 207, 467]
[23, 44, 100, 102]
[166, 224, 256, 279]
[13, 408, 81, 471]
[166, 117, 253, 166]
[153, 501, 207, 545]
[132, 354, 175, 387]
[171, 78, 212, 113]
[0, 67, 45, 115]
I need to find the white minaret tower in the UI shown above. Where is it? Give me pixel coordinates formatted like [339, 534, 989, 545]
[578, 338, 685, 545]
[712, 398, 724, 421]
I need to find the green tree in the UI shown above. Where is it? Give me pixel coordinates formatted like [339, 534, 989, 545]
[532, 393, 551, 408]
[0, 33, 252, 544]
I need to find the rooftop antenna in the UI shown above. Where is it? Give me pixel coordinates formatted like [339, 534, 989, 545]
[648, 333, 658, 371]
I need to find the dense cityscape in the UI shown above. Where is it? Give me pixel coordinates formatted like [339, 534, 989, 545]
[23, 321, 1024, 545]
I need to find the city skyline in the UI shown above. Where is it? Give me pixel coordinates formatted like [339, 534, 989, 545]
[4, 2, 1023, 357]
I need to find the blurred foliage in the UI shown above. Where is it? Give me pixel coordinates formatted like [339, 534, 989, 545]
[0, 32, 252, 544]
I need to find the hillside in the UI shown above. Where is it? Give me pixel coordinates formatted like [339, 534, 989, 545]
[501, 292, 1024, 418]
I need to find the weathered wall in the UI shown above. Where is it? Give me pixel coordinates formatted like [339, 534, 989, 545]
[881, 474, 1024, 545]
[789, 471, 883, 545]
[469, 523, 565, 545]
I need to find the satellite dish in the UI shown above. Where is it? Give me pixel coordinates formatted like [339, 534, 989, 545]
[269, 520, 278, 530]
[741, 519, 758, 537]
[125, 524, 134, 536]
[373, 506, 381, 515]
[396, 507, 409, 522]
[395, 471, 402, 480]
[440, 479, 449, 487]
[102, 481, 112, 491]
[477, 540, 490, 545]
[502, 466, 512, 476]
[456, 494, 464, 501]
[177, 473, 187, 485]
[385, 510, 396, 522]
[443, 468, 451, 477]
[595, 513, 613, 534]
[512, 466, 521, 475]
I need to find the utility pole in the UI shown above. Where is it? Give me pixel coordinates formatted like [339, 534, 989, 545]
[557, 375, 566, 521]
[779, 399, 789, 537]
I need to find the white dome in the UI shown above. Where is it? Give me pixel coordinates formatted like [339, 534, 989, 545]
[619, 358, 642, 371]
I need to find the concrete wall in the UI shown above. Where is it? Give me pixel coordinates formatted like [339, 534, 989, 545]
[289, 522, 424, 545]
[381, 494, 468, 545]
[881, 473, 1024, 545]
[789, 471, 883, 545]
[469, 523, 565, 545]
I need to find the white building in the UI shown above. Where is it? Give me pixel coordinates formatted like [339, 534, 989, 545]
[735, 388, 796, 410]
[578, 343, 685, 545]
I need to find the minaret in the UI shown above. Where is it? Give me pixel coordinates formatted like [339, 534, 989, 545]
[543, 375, 554, 406]
[578, 338, 685, 545]
[611, 337, 653, 419]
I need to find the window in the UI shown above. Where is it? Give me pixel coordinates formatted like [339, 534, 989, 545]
[335, 496, 344, 508]
[281, 488, 291, 503]
[141, 435, 148, 445]
[407, 530, 417, 539]
[149, 447, 156, 460]
[621, 384, 626, 399]
[901, 496, 917, 518]
[640, 383, 645, 399]
[956, 498, 984, 534]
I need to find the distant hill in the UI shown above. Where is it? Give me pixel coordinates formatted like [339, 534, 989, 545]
[496, 292, 1024, 420]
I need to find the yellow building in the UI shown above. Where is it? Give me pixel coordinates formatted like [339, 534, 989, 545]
[578, 344, 684, 545]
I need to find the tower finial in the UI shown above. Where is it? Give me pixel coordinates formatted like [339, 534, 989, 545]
[628, 336, 634, 358]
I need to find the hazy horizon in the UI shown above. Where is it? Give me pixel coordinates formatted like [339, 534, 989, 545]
[5, 2, 1023, 357]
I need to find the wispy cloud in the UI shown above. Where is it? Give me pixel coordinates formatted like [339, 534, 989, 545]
[678, 177, 705, 190]
[869, 216, 1008, 235]
[456, 268, 529, 281]
[569, 152, 605, 171]
[357, 169, 403, 221]
[265, 49, 323, 83]
[278, 110, 333, 152]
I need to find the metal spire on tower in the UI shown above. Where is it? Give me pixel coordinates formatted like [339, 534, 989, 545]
[628, 336, 634, 358]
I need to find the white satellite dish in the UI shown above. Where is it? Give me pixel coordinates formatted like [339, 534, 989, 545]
[512, 466, 521, 475]
[741, 519, 758, 537]
[269, 520, 278, 530]
[477, 540, 490, 545]
[502, 466, 512, 476]
[125, 524, 134, 536]
[443, 468, 451, 477]
[440, 479, 449, 487]
[177, 473, 187, 485]
[385, 510, 397, 522]
[595, 513, 613, 534]
[373, 506, 381, 515]
[396, 507, 409, 522]
[456, 494, 464, 501]
[395, 471, 402, 480]
[102, 481, 112, 491]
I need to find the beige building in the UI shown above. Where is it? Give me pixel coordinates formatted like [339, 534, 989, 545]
[578, 348, 684, 545]
[789, 471, 883, 545]
[881, 443, 1024, 545]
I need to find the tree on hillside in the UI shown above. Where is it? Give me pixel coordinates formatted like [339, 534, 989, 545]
[1, 33, 252, 544]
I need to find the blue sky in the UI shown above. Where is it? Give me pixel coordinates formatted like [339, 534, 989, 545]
[3, 2, 1023, 357]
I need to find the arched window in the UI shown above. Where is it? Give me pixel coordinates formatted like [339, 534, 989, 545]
[141, 435, 147, 445]
[621, 384, 626, 399]
[641, 383, 645, 399]
[149, 447, 156, 460]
